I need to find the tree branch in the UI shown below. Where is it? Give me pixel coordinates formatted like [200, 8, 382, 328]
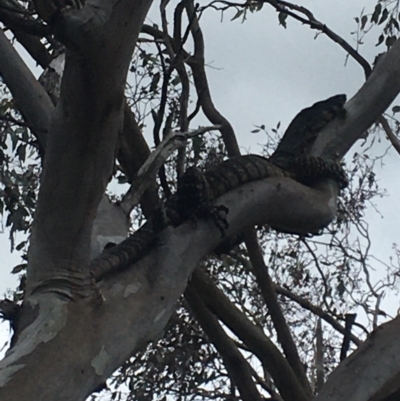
[118, 102, 162, 218]
[190, 268, 309, 401]
[120, 125, 221, 214]
[264, 0, 372, 76]
[0, 0, 50, 37]
[0, 29, 53, 148]
[315, 316, 400, 401]
[244, 229, 313, 397]
[185, 284, 264, 401]
[315, 318, 324, 391]
[185, 0, 240, 157]
[312, 38, 400, 159]
[379, 115, 400, 156]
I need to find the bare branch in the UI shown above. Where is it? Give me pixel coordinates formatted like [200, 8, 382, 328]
[190, 268, 309, 401]
[265, 0, 372, 76]
[0, 29, 53, 148]
[340, 313, 357, 361]
[302, 238, 331, 311]
[118, 103, 161, 218]
[172, 0, 191, 178]
[315, 318, 324, 391]
[275, 285, 362, 346]
[244, 229, 313, 397]
[185, 0, 241, 157]
[185, 284, 264, 401]
[379, 115, 400, 155]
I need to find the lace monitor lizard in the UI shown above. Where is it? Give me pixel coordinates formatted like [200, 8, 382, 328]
[177, 94, 347, 219]
[91, 94, 347, 280]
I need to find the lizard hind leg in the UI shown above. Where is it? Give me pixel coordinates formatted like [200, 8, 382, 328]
[177, 165, 211, 219]
[177, 166, 229, 236]
[208, 203, 229, 237]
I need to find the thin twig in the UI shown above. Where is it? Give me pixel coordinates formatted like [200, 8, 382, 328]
[275, 284, 363, 343]
[379, 115, 400, 155]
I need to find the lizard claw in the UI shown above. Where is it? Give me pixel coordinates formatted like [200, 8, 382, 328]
[210, 204, 229, 237]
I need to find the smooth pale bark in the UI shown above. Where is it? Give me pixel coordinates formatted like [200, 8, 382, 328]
[315, 317, 400, 401]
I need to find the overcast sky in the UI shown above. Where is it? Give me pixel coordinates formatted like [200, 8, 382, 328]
[1, 0, 399, 351]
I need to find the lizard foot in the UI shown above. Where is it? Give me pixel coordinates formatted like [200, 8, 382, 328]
[209, 204, 229, 237]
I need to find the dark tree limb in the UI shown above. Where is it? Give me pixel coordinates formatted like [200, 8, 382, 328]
[171, 0, 190, 178]
[190, 267, 310, 401]
[379, 115, 400, 156]
[0, 0, 50, 37]
[0, 0, 52, 68]
[315, 318, 324, 391]
[185, 284, 264, 401]
[244, 228, 313, 397]
[340, 313, 357, 361]
[4, 26, 51, 69]
[0, 28, 53, 148]
[118, 102, 161, 217]
[185, 0, 240, 158]
[263, 0, 372, 77]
